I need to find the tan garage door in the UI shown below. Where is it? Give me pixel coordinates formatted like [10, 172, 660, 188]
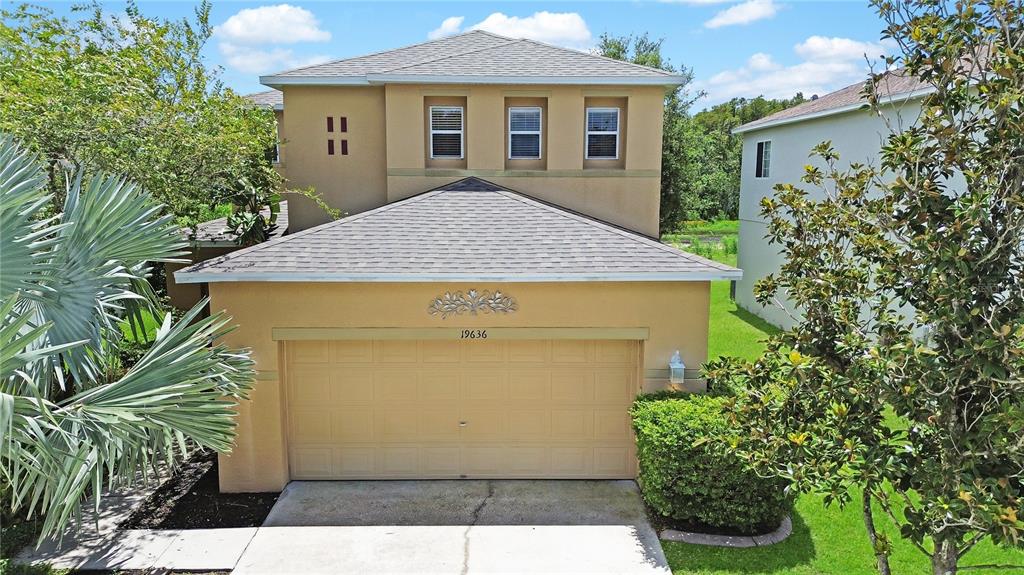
[285, 339, 639, 479]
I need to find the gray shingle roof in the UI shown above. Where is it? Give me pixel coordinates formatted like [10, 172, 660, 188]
[245, 89, 283, 109]
[734, 69, 931, 133]
[186, 202, 289, 246]
[175, 178, 739, 283]
[261, 31, 686, 87]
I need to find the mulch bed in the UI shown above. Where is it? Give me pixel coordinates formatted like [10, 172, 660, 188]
[121, 450, 279, 530]
[644, 504, 781, 537]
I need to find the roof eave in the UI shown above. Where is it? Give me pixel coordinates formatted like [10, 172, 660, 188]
[261, 74, 688, 88]
[174, 270, 743, 284]
[731, 86, 936, 135]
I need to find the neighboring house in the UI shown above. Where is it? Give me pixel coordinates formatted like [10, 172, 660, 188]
[732, 71, 932, 328]
[246, 89, 286, 175]
[166, 202, 289, 311]
[175, 31, 740, 492]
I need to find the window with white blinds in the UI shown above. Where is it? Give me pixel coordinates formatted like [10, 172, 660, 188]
[508, 107, 542, 160]
[585, 107, 619, 160]
[429, 106, 464, 159]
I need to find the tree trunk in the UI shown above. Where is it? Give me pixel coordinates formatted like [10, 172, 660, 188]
[861, 489, 891, 575]
[931, 536, 958, 575]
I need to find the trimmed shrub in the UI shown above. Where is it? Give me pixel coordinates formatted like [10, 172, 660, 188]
[631, 394, 791, 534]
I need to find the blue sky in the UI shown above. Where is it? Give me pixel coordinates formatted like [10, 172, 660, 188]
[35, 1, 892, 108]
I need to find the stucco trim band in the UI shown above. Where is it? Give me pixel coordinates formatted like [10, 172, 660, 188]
[261, 75, 690, 87]
[387, 168, 659, 178]
[271, 327, 651, 341]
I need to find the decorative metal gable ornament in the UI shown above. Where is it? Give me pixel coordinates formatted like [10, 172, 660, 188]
[428, 289, 518, 319]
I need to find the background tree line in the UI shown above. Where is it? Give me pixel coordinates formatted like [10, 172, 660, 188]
[597, 33, 805, 232]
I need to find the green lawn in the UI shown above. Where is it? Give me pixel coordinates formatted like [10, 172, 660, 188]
[663, 234, 1024, 574]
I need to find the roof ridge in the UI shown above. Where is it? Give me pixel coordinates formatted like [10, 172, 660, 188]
[517, 38, 674, 77]
[488, 187, 733, 271]
[264, 30, 513, 77]
[377, 38, 527, 74]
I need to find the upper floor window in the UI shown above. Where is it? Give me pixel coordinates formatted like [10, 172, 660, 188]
[585, 107, 620, 160]
[755, 140, 771, 178]
[430, 106, 464, 159]
[508, 107, 542, 160]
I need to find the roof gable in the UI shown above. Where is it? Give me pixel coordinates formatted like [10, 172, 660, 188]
[175, 178, 739, 283]
[261, 31, 686, 87]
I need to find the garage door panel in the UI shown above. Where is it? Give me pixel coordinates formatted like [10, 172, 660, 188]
[507, 410, 551, 440]
[374, 369, 419, 399]
[292, 341, 329, 364]
[551, 370, 592, 403]
[421, 340, 461, 363]
[288, 338, 639, 479]
[508, 340, 550, 363]
[420, 372, 460, 400]
[374, 340, 417, 363]
[332, 410, 374, 442]
[463, 370, 508, 401]
[509, 369, 550, 400]
[332, 369, 375, 403]
[331, 340, 373, 363]
[335, 448, 376, 476]
[551, 340, 589, 363]
[289, 367, 331, 405]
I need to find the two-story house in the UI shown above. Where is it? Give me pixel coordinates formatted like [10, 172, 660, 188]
[732, 71, 932, 328]
[175, 31, 740, 492]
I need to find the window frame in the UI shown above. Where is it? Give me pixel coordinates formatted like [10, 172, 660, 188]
[584, 107, 620, 160]
[755, 140, 772, 179]
[429, 105, 465, 160]
[507, 106, 543, 160]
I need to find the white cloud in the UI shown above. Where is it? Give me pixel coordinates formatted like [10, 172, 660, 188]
[215, 4, 330, 45]
[219, 43, 330, 75]
[215, 5, 331, 75]
[696, 36, 888, 106]
[429, 16, 465, 40]
[704, 0, 778, 29]
[427, 11, 592, 49]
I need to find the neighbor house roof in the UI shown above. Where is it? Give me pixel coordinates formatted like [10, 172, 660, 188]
[175, 178, 739, 283]
[733, 69, 933, 134]
[260, 30, 688, 88]
[245, 89, 283, 110]
[185, 201, 289, 247]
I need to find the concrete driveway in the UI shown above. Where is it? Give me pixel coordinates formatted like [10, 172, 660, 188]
[233, 480, 669, 575]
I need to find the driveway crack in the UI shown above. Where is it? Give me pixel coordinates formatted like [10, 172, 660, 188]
[461, 480, 494, 575]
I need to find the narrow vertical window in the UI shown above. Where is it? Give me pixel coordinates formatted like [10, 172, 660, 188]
[327, 117, 334, 132]
[585, 108, 619, 160]
[339, 117, 348, 132]
[508, 107, 542, 160]
[755, 140, 771, 178]
[429, 106, 464, 159]
[327, 139, 335, 155]
[340, 140, 349, 155]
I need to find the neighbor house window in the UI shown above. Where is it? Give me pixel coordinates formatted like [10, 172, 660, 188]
[430, 106, 464, 159]
[508, 107, 542, 160]
[585, 107, 619, 160]
[755, 140, 771, 178]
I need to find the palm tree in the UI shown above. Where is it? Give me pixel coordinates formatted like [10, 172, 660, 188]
[0, 133, 255, 541]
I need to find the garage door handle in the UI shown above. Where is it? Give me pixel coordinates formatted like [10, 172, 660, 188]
[459, 421, 468, 427]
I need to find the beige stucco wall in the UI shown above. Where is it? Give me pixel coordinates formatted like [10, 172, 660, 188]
[281, 86, 389, 229]
[210, 280, 709, 492]
[282, 83, 665, 236]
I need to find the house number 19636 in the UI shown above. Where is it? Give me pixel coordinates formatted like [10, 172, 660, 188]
[461, 329, 487, 339]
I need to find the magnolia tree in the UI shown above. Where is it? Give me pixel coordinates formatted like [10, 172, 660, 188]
[711, 1, 1024, 574]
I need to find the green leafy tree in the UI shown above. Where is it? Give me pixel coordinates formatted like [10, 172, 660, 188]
[0, 2, 288, 242]
[715, 1, 1024, 573]
[0, 133, 255, 541]
[597, 34, 805, 228]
